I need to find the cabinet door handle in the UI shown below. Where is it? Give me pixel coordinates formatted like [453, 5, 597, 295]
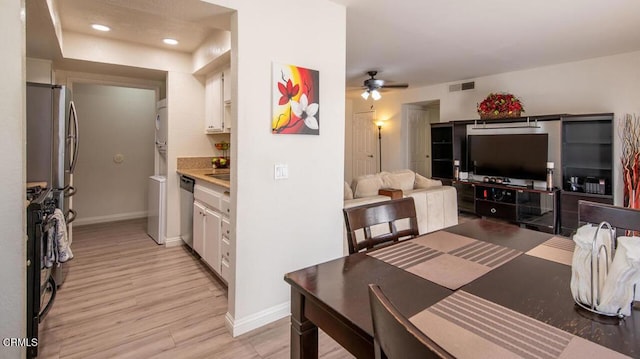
[490, 208, 497, 214]
[226, 230, 230, 234]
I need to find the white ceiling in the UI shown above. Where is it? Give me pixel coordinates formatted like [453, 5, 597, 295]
[55, 0, 233, 53]
[29, 0, 640, 89]
[332, 0, 640, 90]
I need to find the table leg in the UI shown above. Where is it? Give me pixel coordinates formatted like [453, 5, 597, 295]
[290, 288, 318, 359]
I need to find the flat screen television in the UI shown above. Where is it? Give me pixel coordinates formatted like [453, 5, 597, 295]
[468, 134, 548, 181]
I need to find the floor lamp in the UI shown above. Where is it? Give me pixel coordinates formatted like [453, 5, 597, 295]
[375, 120, 384, 172]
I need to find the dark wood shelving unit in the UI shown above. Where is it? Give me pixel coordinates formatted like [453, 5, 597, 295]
[430, 122, 467, 180]
[560, 113, 614, 235]
[452, 180, 475, 213]
[430, 123, 453, 179]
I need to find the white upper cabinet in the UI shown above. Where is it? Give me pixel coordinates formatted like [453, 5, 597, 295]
[205, 67, 232, 134]
[222, 67, 232, 132]
[222, 66, 231, 103]
[205, 72, 223, 133]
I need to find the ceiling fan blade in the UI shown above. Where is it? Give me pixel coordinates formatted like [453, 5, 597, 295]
[381, 83, 409, 89]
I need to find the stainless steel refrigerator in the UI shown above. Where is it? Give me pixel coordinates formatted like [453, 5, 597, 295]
[26, 82, 78, 286]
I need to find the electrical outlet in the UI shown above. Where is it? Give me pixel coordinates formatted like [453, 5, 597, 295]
[274, 164, 288, 179]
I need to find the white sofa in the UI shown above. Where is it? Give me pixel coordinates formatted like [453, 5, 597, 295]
[343, 170, 458, 254]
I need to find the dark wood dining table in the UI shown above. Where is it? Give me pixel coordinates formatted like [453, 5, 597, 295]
[284, 219, 640, 359]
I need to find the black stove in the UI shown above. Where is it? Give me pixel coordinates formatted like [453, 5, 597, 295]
[26, 188, 57, 358]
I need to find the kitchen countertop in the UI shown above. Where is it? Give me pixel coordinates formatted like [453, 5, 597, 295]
[177, 168, 230, 189]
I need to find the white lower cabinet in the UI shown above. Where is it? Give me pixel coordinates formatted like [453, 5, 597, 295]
[193, 182, 232, 284]
[220, 216, 231, 282]
[204, 207, 222, 272]
[193, 201, 206, 257]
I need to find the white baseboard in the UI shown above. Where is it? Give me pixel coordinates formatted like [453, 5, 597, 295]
[74, 211, 148, 226]
[225, 301, 291, 337]
[164, 236, 183, 247]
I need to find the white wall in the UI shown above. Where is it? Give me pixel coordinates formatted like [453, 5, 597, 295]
[26, 58, 52, 84]
[62, 32, 192, 73]
[166, 71, 213, 240]
[192, 30, 231, 72]
[72, 83, 156, 225]
[0, 0, 26, 357]
[201, 0, 346, 335]
[347, 51, 640, 205]
[344, 98, 354, 183]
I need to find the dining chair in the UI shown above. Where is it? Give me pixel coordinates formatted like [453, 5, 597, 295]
[368, 284, 454, 359]
[578, 200, 640, 234]
[343, 197, 419, 254]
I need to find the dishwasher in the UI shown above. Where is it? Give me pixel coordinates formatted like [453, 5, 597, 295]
[180, 175, 195, 248]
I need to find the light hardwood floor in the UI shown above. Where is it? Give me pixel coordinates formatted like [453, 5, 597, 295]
[38, 218, 353, 359]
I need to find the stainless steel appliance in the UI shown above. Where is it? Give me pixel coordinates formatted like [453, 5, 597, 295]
[180, 175, 195, 248]
[26, 82, 79, 286]
[26, 188, 57, 359]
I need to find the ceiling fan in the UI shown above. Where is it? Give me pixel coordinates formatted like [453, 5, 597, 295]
[361, 71, 409, 100]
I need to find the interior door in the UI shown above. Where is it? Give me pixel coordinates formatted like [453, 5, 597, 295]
[408, 108, 430, 177]
[352, 111, 377, 178]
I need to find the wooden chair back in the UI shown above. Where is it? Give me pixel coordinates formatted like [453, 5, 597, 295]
[368, 284, 453, 359]
[343, 197, 419, 254]
[578, 200, 640, 233]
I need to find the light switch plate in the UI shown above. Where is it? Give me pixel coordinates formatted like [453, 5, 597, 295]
[274, 164, 288, 179]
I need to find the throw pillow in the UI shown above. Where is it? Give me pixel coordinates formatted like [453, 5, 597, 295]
[382, 170, 416, 191]
[352, 174, 384, 198]
[415, 173, 442, 189]
[344, 181, 354, 200]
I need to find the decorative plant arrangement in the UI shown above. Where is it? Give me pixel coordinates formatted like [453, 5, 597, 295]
[477, 93, 524, 119]
[620, 114, 640, 208]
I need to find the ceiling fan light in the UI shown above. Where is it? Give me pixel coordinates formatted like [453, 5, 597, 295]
[91, 24, 111, 32]
[361, 90, 370, 100]
[371, 89, 381, 101]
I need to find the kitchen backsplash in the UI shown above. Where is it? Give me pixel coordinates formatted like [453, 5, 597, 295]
[177, 157, 215, 170]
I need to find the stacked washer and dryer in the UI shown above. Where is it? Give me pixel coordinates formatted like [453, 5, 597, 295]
[147, 99, 167, 244]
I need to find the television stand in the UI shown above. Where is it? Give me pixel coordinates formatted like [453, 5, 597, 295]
[453, 180, 560, 234]
[506, 184, 527, 189]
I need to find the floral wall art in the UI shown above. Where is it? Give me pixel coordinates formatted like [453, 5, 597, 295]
[272, 63, 319, 135]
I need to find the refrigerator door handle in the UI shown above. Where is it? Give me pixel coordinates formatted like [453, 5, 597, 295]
[68, 101, 79, 173]
[64, 185, 76, 198]
[65, 209, 77, 224]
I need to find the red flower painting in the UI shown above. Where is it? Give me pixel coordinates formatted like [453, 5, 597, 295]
[272, 63, 320, 135]
[277, 79, 299, 106]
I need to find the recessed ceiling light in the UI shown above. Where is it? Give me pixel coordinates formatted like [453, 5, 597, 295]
[163, 38, 179, 45]
[91, 24, 110, 32]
